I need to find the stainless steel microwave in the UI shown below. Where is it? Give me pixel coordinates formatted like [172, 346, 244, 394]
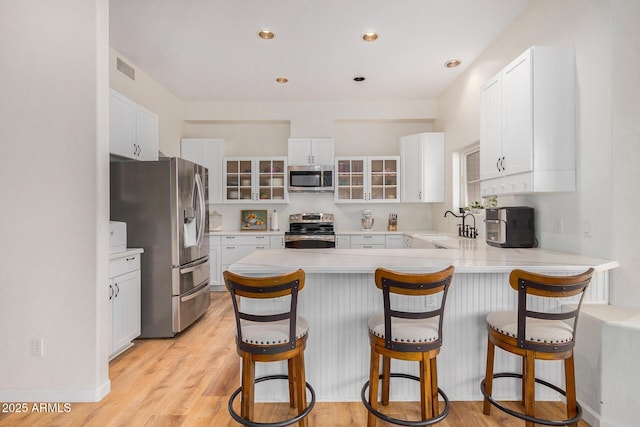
[485, 206, 536, 248]
[288, 165, 334, 192]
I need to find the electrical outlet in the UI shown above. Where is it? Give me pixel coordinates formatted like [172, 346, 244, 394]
[583, 221, 592, 237]
[31, 338, 43, 357]
[425, 295, 437, 309]
[556, 217, 564, 233]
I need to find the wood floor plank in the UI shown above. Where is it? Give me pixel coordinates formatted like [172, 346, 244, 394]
[0, 292, 590, 426]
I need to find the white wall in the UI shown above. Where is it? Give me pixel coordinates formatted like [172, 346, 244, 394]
[0, 0, 110, 401]
[610, 0, 640, 308]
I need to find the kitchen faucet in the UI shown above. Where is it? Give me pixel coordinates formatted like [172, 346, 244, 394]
[444, 208, 478, 239]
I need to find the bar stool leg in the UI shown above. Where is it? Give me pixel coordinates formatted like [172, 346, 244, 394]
[241, 355, 255, 421]
[430, 357, 439, 417]
[523, 350, 535, 427]
[565, 355, 578, 427]
[381, 356, 391, 406]
[483, 338, 495, 415]
[419, 353, 434, 419]
[367, 344, 380, 427]
[295, 351, 308, 427]
[288, 358, 297, 409]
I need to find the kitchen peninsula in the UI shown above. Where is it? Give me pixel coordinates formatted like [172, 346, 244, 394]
[229, 245, 617, 403]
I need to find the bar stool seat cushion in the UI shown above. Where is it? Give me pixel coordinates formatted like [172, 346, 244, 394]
[368, 313, 439, 343]
[239, 316, 309, 346]
[487, 311, 573, 344]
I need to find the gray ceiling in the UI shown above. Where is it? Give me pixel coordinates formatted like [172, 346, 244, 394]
[109, 0, 532, 102]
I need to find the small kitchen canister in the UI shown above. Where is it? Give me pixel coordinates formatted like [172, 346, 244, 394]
[209, 210, 222, 232]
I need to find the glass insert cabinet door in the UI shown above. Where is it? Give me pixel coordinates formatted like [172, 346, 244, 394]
[335, 157, 399, 203]
[369, 157, 398, 201]
[336, 158, 366, 201]
[225, 158, 254, 201]
[257, 159, 286, 201]
[224, 157, 288, 203]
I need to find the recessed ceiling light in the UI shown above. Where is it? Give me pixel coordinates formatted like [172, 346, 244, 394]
[445, 59, 461, 68]
[353, 76, 366, 82]
[258, 29, 275, 40]
[276, 77, 288, 83]
[362, 32, 378, 42]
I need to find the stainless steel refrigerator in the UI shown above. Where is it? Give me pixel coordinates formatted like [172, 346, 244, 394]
[110, 157, 210, 338]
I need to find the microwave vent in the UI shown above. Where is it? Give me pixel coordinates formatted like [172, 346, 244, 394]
[116, 57, 135, 81]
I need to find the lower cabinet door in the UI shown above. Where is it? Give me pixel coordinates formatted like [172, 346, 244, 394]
[111, 269, 141, 358]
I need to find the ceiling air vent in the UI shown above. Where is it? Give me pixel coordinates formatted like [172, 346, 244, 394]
[116, 57, 135, 81]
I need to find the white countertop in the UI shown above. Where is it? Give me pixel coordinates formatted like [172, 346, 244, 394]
[109, 247, 144, 260]
[207, 230, 284, 236]
[230, 247, 618, 275]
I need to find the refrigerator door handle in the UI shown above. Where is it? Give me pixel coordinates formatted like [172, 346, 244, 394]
[179, 257, 210, 275]
[194, 172, 206, 247]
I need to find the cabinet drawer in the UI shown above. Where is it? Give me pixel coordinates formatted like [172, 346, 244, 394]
[350, 234, 386, 245]
[221, 244, 268, 264]
[351, 244, 385, 249]
[109, 254, 140, 278]
[221, 234, 270, 245]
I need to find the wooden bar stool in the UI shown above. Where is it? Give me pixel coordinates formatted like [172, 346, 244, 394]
[361, 266, 455, 427]
[480, 268, 594, 427]
[224, 269, 315, 427]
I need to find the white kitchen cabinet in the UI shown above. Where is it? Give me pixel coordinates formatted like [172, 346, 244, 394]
[270, 234, 285, 249]
[400, 133, 444, 203]
[209, 235, 221, 290]
[181, 138, 224, 204]
[335, 157, 400, 203]
[109, 89, 158, 161]
[288, 138, 335, 166]
[220, 234, 271, 284]
[385, 234, 405, 249]
[480, 46, 576, 196]
[350, 234, 386, 249]
[109, 250, 142, 360]
[223, 157, 288, 203]
[335, 234, 351, 249]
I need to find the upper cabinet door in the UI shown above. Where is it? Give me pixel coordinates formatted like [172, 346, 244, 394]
[135, 106, 159, 161]
[109, 90, 136, 159]
[310, 138, 335, 165]
[479, 75, 503, 181]
[109, 89, 158, 161]
[288, 138, 334, 165]
[501, 49, 533, 176]
[181, 138, 224, 204]
[288, 138, 313, 165]
[400, 133, 444, 203]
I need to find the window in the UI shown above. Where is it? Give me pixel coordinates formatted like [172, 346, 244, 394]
[463, 147, 481, 208]
[453, 143, 481, 210]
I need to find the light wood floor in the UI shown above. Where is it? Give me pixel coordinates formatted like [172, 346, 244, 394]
[0, 292, 590, 427]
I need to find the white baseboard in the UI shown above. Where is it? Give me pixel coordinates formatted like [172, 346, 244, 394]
[0, 380, 111, 403]
[579, 398, 600, 427]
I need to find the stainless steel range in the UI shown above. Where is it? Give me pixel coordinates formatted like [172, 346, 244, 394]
[285, 213, 335, 248]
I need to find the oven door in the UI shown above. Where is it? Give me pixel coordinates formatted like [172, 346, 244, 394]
[285, 234, 336, 248]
